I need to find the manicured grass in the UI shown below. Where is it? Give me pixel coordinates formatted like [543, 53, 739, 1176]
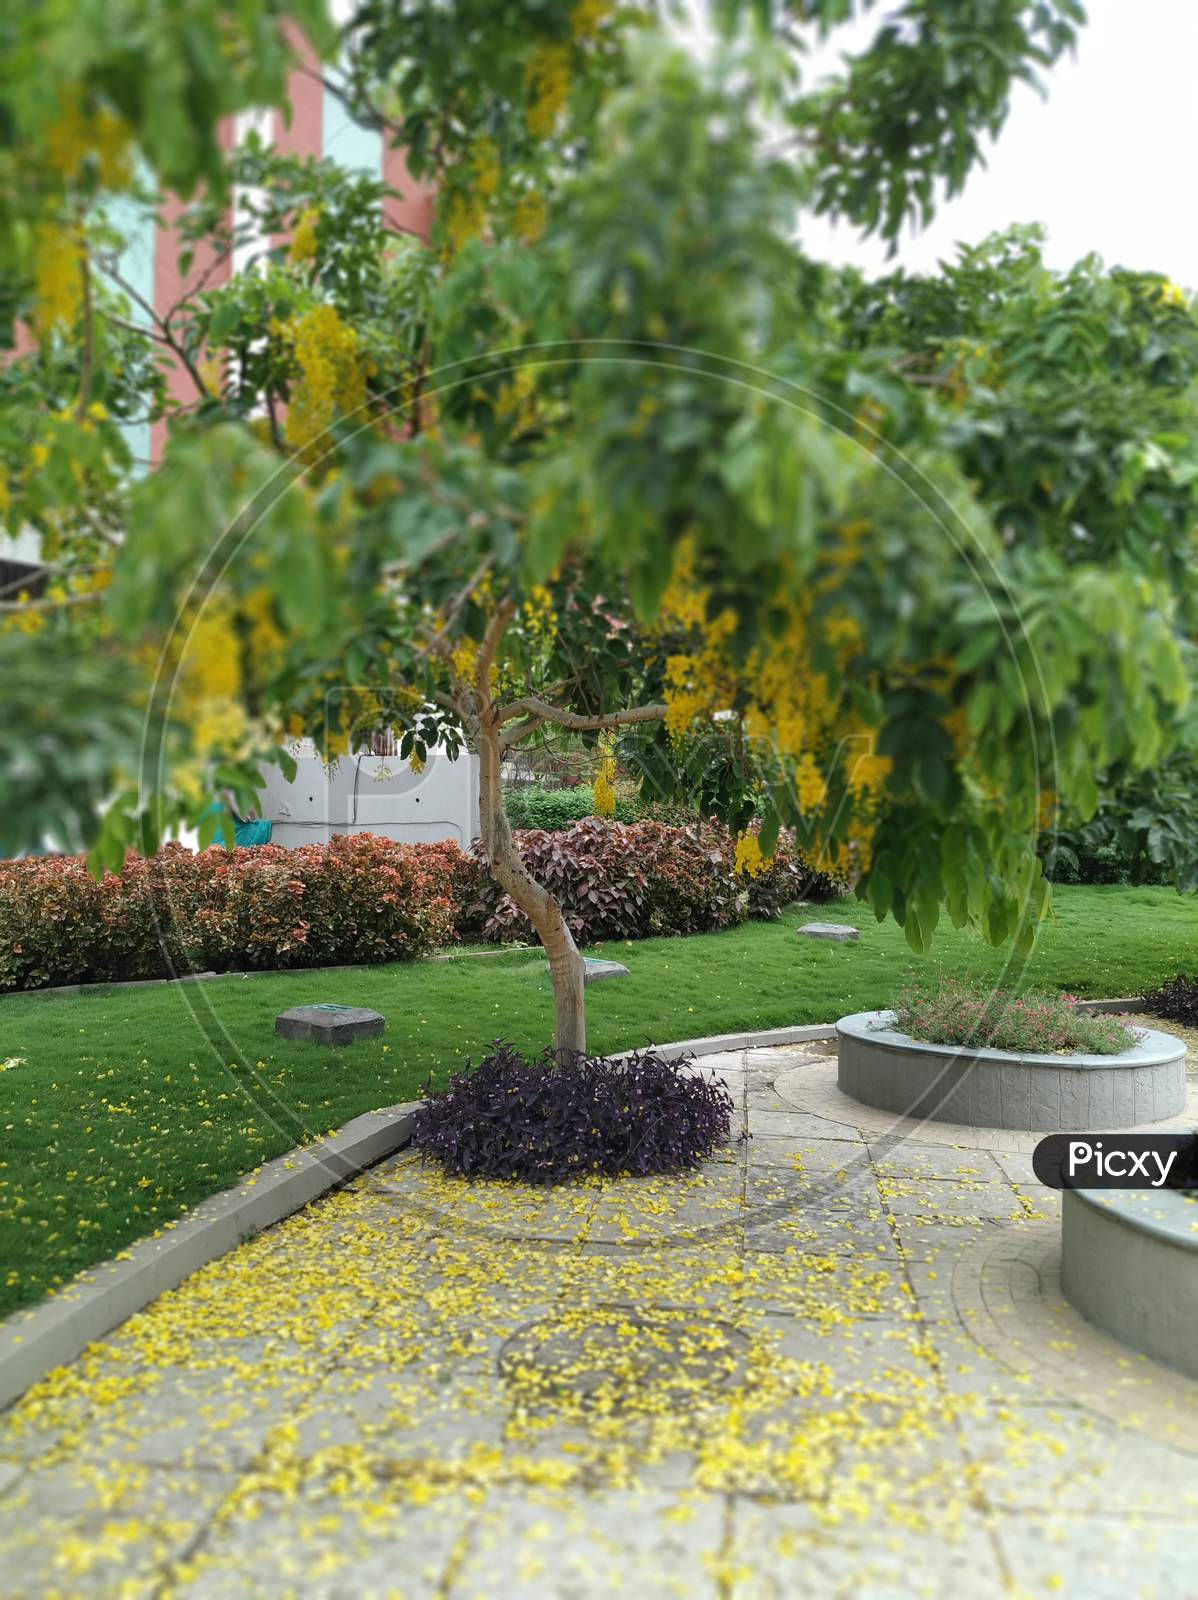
[0, 883, 1195, 1319]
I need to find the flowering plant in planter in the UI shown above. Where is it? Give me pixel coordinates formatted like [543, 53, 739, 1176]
[890, 979, 1138, 1056]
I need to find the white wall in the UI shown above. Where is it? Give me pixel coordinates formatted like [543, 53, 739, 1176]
[256, 741, 481, 850]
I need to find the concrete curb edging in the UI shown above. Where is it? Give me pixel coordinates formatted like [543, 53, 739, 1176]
[1062, 1187, 1198, 1382]
[614, 1023, 838, 1062]
[0, 1101, 418, 1412]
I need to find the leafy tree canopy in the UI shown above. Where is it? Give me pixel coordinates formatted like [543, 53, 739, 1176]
[3, 0, 1195, 1046]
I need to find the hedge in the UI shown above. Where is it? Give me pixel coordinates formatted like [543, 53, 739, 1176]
[0, 821, 839, 993]
[502, 785, 700, 831]
[0, 835, 463, 993]
[458, 818, 841, 945]
[504, 785, 639, 830]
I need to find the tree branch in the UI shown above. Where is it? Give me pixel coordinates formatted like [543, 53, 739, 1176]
[493, 697, 667, 733]
[97, 257, 213, 402]
[0, 590, 100, 613]
[498, 715, 544, 751]
[75, 248, 94, 422]
[476, 597, 515, 709]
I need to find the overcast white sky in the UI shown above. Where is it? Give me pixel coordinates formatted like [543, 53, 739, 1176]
[796, 0, 1198, 286]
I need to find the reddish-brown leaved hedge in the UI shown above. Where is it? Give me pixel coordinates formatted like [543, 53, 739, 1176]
[0, 834, 462, 992]
[0, 819, 834, 993]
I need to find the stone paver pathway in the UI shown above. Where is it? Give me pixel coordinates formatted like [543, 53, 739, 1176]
[3, 1041, 1198, 1598]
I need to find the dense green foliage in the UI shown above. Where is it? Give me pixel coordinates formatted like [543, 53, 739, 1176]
[1042, 749, 1198, 890]
[504, 785, 640, 830]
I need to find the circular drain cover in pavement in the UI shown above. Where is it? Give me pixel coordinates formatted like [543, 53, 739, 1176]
[498, 1307, 750, 1414]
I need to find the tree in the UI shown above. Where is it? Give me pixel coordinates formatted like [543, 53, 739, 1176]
[4, 0, 1197, 1056]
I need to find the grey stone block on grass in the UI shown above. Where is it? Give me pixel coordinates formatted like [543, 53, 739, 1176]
[275, 1003, 386, 1045]
[583, 957, 630, 983]
[797, 922, 859, 943]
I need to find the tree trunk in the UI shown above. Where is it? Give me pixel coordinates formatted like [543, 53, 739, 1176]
[474, 711, 587, 1057]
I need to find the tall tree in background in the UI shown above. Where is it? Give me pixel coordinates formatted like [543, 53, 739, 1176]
[6, 0, 1197, 1055]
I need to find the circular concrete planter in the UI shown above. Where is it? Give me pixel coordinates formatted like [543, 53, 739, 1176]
[836, 1010, 1185, 1131]
[1062, 1187, 1198, 1380]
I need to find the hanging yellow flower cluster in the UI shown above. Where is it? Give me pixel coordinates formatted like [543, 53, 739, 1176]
[525, 43, 573, 137]
[279, 304, 368, 455]
[654, 534, 897, 878]
[44, 91, 132, 186]
[32, 223, 84, 337]
[241, 587, 287, 673]
[734, 830, 770, 878]
[655, 538, 739, 741]
[175, 604, 249, 758]
[472, 137, 502, 200]
[288, 207, 321, 266]
[511, 191, 547, 243]
[521, 583, 558, 642]
[592, 738, 618, 818]
[570, 0, 610, 38]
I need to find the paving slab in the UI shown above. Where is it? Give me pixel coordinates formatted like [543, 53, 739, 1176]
[4, 1034, 1197, 1596]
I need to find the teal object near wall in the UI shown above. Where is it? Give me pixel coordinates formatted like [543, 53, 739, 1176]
[234, 819, 273, 847]
[197, 806, 272, 848]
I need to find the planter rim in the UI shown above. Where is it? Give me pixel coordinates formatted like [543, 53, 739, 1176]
[837, 1009, 1184, 1071]
[1066, 1185, 1198, 1252]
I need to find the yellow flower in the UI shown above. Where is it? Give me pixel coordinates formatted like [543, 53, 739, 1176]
[512, 191, 547, 242]
[44, 90, 132, 186]
[289, 207, 321, 265]
[450, 637, 481, 686]
[796, 754, 827, 813]
[32, 224, 84, 337]
[522, 583, 557, 639]
[4, 591, 44, 635]
[570, 0, 610, 39]
[525, 43, 572, 137]
[734, 831, 771, 879]
[280, 303, 367, 455]
[472, 138, 501, 200]
[593, 749, 617, 818]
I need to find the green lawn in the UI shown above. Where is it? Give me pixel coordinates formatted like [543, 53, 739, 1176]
[1, 883, 1195, 1319]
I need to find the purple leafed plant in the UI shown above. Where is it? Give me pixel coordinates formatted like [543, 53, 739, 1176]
[411, 1042, 735, 1184]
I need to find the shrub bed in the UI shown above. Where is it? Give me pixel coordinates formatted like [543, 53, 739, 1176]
[504, 785, 640, 830]
[891, 978, 1138, 1056]
[502, 783, 703, 831]
[1141, 973, 1198, 1028]
[411, 1041, 735, 1182]
[458, 818, 838, 945]
[0, 834, 460, 992]
[0, 817, 839, 992]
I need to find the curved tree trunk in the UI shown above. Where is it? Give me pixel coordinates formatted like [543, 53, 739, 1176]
[475, 710, 587, 1057]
